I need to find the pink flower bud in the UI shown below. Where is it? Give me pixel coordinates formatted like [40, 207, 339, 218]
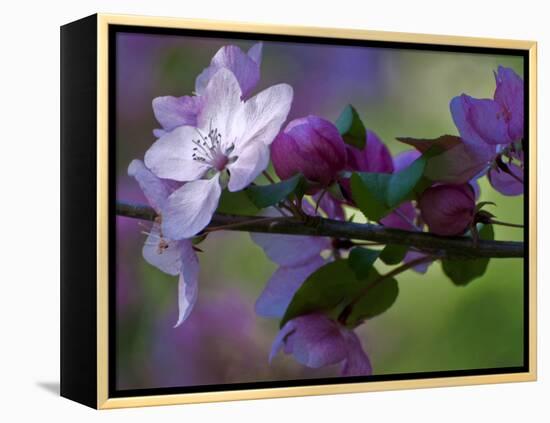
[418, 184, 475, 236]
[271, 116, 347, 186]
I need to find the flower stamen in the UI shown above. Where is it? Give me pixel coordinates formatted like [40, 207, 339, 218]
[191, 126, 232, 171]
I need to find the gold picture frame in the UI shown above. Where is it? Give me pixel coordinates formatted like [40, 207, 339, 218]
[60, 13, 537, 409]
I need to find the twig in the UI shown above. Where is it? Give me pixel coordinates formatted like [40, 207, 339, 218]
[116, 201, 524, 259]
[339, 254, 437, 325]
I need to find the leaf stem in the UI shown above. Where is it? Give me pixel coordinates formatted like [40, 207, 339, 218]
[339, 254, 437, 325]
[490, 219, 524, 229]
[262, 170, 276, 184]
[314, 189, 328, 215]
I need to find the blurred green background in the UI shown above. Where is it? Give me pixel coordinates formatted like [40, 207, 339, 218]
[115, 32, 524, 390]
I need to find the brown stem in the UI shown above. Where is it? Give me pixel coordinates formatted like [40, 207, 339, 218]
[490, 220, 524, 229]
[116, 201, 524, 259]
[339, 255, 437, 325]
[262, 170, 276, 184]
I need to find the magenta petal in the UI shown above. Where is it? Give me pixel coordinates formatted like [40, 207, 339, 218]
[418, 184, 475, 236]
[270, 314, 372, 376]
[152, 95, 202, 133]
[494, 66, 524, 142]
[451, 94, 513, 148]
[319, 193, 346, 221]
[488, 163, 524, 196]
[346, 130, 394, 174]
[302, 193, 345, 221]
[340, 330, 372, 376]
[271, 116, 347, 186]
[255, 256, 326, 318]
[380, 202, 417, 231]
[340, 130, 393, 198]
[450, 95, 501, 164]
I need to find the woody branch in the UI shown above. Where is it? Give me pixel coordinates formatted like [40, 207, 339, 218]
[116, 201, 524, 259]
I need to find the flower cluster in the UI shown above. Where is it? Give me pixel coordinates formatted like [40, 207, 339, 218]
[127, 41, 524, 378]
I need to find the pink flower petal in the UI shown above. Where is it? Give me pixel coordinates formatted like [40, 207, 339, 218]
[162, 175, 222, 240]
[152, 95, 202, 133]
[142, 223, 183, 276]
[174, 241, 200, 327]
[144, 126, 211, 182]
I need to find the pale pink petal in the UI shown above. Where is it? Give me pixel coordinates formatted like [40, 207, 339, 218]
[128, 159, 172, 211]
[195, 44, 261, 98]
[226, 142, 270, 191]
[196, 68, 243, 147]
[152, 95, 202, 132]
[144, 126, 211, 182]
[153, 128, 167, 138]
[162, 175, 222, 240]
[247, 42, 263, 65]
[174, 241, 200, 327]
[142, 223, 182, 276]
[233, 83, 293, 148]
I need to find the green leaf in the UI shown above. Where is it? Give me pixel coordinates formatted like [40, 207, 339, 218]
[380, 244, 408, 265]
[281, 260, 363, 327]
[386, 157, 426, 207]
[441, 224, 495, 286]
[216, 190, 260, 215]
[335, 105, 367, 149]
[350, 157, 426, 220]
[346, 269, 398, 326]
[246, 174, 304, 209]
[348, 247, 380, 279]
[350, 173, 391, 220]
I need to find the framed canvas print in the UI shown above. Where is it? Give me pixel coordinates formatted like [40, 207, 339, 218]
[60, 13, 537, 409]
